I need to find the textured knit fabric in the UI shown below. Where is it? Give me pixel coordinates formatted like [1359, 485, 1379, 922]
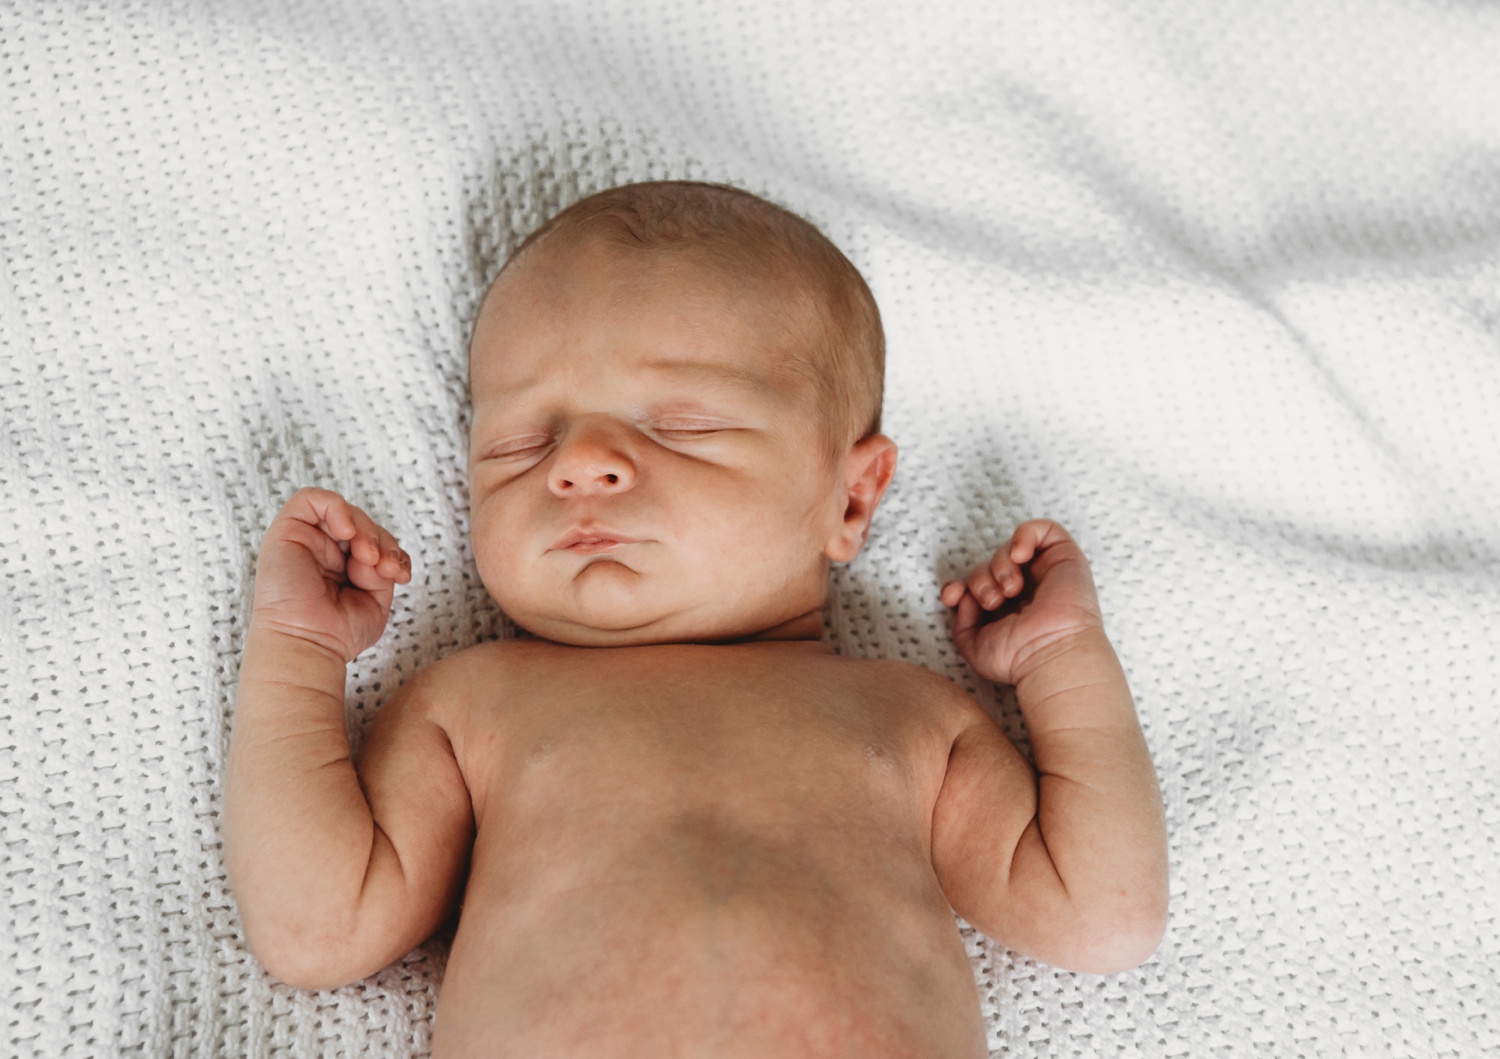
[2, 1, 1498, 1056]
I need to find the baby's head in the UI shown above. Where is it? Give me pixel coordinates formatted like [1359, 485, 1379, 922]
[467, 181, 896, 646]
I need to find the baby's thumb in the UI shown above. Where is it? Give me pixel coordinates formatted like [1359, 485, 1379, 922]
[950, 593, 983, 669]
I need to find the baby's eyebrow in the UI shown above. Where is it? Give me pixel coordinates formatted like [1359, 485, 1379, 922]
[635, 358, 778, 400]
[483, 360, 774, 404]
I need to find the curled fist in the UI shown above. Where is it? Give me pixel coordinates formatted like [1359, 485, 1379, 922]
[251, 487, 412, 663]
[940, 519, 1105, 686]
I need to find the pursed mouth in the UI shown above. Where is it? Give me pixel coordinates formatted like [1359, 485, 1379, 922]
[566, 537, 632, 554]
[552, 528, 642, 554]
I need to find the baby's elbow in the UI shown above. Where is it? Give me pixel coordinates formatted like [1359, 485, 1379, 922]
[1069, 899, 1169, 975]
[242, 918, 370, 992]
[257, 955, 345, 992]
[256, 949, 359, 992]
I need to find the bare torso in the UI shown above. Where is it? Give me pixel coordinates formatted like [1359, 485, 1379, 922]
[424, 638, 990, 1058]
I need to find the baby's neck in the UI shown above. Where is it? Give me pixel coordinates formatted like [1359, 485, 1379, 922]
[731, 607, 827, 644]
[518, 607, 830, 649]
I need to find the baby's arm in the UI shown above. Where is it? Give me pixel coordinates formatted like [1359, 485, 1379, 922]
[931, 520, 1168, 973]
[223, 488, 473, 989]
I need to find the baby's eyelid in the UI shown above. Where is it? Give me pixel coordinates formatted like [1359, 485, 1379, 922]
[651, 416, 728, 431]
[485, 434, 553, 458]
[653, 425, 724, 439]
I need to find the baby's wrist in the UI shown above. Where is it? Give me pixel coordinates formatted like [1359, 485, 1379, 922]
[1011, 625, 1144, 741]
[1011, 624, 1113, 690]
[243, 619, 352, 675]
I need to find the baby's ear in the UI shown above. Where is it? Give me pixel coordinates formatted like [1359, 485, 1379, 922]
[825, 434, 898, 563]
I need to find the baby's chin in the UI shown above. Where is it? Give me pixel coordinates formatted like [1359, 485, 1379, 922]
[492, 567, 687, 645]
[497, 594, 821, 648]
[483, 559, 828, 646]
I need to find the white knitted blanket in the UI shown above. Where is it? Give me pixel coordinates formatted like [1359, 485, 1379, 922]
[3, 1, 1497, 1055]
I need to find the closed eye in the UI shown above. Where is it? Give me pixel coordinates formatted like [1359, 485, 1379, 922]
[651, 419, 727, 440]
[482, 435, 553, 460]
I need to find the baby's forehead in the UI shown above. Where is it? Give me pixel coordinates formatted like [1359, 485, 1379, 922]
[525, 221, 804, 289]
[482, 230, 827, 342]
[475, 240, 819, 369]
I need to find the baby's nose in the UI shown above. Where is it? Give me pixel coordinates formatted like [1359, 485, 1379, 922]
[548, 423, 638, 497]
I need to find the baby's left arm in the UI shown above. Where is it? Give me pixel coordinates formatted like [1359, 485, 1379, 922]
[930, 520, 1169, 973]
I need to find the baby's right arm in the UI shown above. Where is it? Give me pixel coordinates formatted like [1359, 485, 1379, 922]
[223, 488, 473, 989]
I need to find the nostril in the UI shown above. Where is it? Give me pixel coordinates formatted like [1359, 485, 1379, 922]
[605, 474, 619, 485]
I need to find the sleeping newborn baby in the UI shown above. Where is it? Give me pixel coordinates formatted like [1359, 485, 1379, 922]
[224, 180, 1169, 1057]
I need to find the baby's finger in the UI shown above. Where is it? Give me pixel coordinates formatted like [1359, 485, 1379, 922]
[347, 508, 415, 587]
[373, 523, 398, 554]
[940, 579, 967, 608]
[268, 516, 351, 577]
[342, 505, 372, 565]
[373, 526, 413, 584]
[1007, 518, 1071, 565]
[949, 591, 983, 664]
[987, 549, 1025, 598]
[345, 553, 399, 603]
[965, 563, 1005, 611]
[344, 504, 392, 569]
[1007, 526, 1038, 565]
[279, 487, 358, 544]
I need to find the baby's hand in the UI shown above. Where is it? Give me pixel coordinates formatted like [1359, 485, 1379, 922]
[250, 487, 412, 663]
[940, 519, 1105, 686]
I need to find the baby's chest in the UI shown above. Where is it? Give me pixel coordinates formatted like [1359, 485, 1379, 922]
[429, 649, 985, 1056]
[449, 658, 954, 837]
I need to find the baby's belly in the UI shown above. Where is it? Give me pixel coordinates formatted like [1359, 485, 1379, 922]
[431, 809, 987, 1058]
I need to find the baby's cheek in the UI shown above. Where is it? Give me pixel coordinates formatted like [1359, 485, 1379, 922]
[472, 548, 507, 606]
[713, 502, 824, 585]
[470, 518, 520, 601]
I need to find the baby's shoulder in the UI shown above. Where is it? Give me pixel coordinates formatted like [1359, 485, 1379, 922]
[380, 637, 544, 713]
[833, 653, 985, 714]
